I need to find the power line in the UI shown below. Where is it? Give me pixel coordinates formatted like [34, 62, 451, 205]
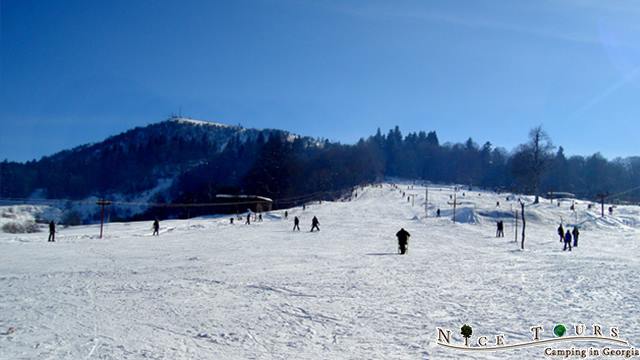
[606, 185, 640, 201]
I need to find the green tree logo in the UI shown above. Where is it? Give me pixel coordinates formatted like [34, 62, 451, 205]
[461, 324, 473, 346]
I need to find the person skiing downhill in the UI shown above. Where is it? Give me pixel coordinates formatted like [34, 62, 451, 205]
[563, 229, 572, 251]
[48, 221, 56, 242]
[572, 227, 580, 247]
[396, 228, 410, 255]
[310, 216, 320, 232]
[152, 219, 160, 236]
[557, 224, 565, 242]
[293, 216, 300, 231]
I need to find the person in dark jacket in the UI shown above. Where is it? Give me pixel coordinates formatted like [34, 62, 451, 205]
[563, 230, 572, 251]
[557, 224, 565, 242]
[246, 213, 251, 225]
[152, 219, 160, 236]
[396, 228, 410, 255]
[48, 221, 56, 242]
[293, 216, 300, 231]
[572, 227, 580, 247]
[436, 208, 441, 217]
[284, 211, 288, 219]
[310, 216, 320, 232]
[496, 221, 504, 237]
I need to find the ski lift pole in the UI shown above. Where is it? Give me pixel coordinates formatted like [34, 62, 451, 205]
[447, 190, 460, 224]
[96, 199, 112, 239]
[453, 191, 457, 223]
[425, 186, 429, 217]
[514, 209, 518, 243]
[597, 193, 608, 218]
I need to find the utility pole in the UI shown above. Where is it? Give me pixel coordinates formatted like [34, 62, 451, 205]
[453, 192, 457, 223]
[425, 186, 429, 217]
[520, 201, 526, 250]
[96, 199, 112, 239]
[447, 188, 461, 223]
[596, 193, 608, 217]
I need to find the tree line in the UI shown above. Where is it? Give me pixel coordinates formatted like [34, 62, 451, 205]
[1, 122, 638, 222]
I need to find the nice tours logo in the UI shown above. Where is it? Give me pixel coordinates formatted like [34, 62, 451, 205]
[436, 323, 640, 358]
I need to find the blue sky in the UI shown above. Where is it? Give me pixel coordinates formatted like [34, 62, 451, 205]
[1, 0, 639, 161]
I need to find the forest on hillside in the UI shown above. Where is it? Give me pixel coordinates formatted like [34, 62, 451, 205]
[1, 122, 639, 222]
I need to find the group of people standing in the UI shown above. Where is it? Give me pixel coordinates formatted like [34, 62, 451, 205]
[495, 220, 582, 251]
[558, 224, 580, 251]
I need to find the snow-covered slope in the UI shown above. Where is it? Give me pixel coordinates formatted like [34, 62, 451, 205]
[1, 183, 639, 359]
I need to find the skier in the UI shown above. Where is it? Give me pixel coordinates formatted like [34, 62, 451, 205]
[572, 226, 580, 247]
[293, 216, 300, 231]
[310, 216, 320, 232]
[48, 221, 56, 242]
[246, 213, 251, 225]
[396, 228, 410, 255]
[258, 214, 263, 222]
[496, 201, 500, 207]
[609, 206, 614, 215]
[303, 204, 306, 211]
[284, 211, 288, 219]
[230, 217, 234, 224]
[557, 224, 565, 242]
[563, 229, 573, 251]
[436, 208, 441, 217]
[152, 219, 160, 236]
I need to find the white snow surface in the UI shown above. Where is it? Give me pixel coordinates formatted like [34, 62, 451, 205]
[1, 183, 639, 359]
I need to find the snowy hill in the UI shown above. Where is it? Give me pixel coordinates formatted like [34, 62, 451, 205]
[0, 117, 321, 223]
[1, 183, 639, 359]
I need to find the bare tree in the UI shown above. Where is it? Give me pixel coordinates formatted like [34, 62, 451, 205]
[528, 126, 554, 203]
[511, 126, 555, 204]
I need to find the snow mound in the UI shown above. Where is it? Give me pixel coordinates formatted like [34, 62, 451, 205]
[577, 211, 637, 231]
[439, 207, 479, 224]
